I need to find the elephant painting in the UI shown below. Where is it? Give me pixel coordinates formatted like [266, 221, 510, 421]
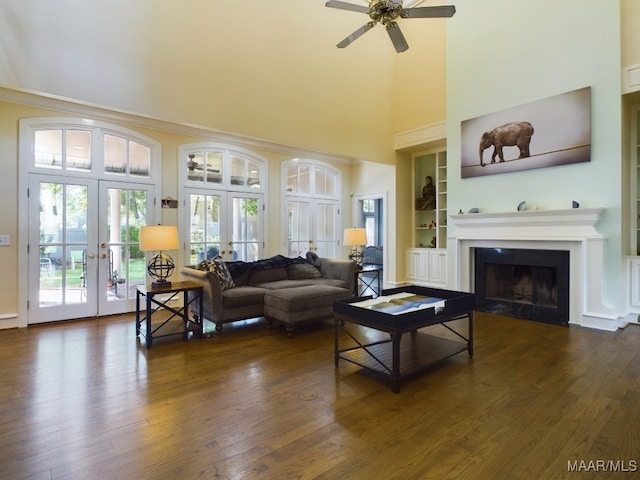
[479, 121, 534, 166]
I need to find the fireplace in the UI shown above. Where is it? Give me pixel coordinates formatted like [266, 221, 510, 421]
[448, 208, 620, 331]
[474, 248, 569, 325]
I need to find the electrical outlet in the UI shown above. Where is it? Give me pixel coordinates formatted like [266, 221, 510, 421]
[0, 235, 11, 246]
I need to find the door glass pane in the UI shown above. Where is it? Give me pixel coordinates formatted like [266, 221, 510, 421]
[287, 201, 310, 257]
[39, 182, 88, 306]
[315, 168, 327, 195]
[325, 170, 337, 196]
[34, 129, 63, 169]
[315, 203, 337, 258]
[285, 165, 296, 193]
[315, 167, 337, 196]
[106, 188, 147, 301]
[285, 165, 311, 194]
[206, 151, 223, 184]
[104, 134, 126, 174]
[129, 141, 150, 177]
[187, 152, 223, 184]
[247, 160, 261, 189]
[230, 154, 245, 186]
[66, 130, 91, 171]
[187, 153, 205, 182]
[232, 197, 259, 262]
[298, 166, 311, 194]
[189, 194, 221, 264]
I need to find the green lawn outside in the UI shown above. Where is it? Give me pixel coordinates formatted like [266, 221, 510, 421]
[40, 259, 146, 289]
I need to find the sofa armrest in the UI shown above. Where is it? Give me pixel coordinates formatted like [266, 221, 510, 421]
[180, 266, 223, 325]
[318, 258, 356, 294]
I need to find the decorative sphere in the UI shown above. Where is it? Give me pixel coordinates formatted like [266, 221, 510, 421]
[147, 253, 175, 282]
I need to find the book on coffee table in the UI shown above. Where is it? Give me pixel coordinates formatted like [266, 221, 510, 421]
[351, 292, 445, 315]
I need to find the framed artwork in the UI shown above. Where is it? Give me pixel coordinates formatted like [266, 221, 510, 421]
[461, 87, 591, 178]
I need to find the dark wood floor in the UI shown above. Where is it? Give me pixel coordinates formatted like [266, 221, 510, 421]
[1, 312, 639, 480]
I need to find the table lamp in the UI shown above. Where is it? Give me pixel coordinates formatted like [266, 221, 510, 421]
[343, 227, 367, 268]
[139, 225, 180, 288]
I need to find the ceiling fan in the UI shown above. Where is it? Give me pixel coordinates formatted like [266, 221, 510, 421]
[325, 0, 455, 53]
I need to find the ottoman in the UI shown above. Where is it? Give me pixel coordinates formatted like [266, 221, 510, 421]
[264, 285, 352, 337]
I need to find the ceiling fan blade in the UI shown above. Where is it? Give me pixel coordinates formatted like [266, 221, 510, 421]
[386, 22, 409, 53]
[325, 1, 370, 14]
[402, 5, 456, 18]
[337, 22, 376, 48]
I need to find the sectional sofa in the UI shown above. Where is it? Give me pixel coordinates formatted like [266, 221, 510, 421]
[180, 254, 356, 336]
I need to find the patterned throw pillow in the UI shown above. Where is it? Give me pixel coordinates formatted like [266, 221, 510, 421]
[195, 256, 235, 290]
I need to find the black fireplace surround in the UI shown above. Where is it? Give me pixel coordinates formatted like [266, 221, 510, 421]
[474, 248, 569, 326]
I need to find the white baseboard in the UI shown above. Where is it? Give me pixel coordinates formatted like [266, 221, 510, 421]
[0, 313, 18, 329]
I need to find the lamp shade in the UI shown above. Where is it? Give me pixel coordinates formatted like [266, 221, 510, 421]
[139, 225, 179, 252]
[343, 228, 367, 246]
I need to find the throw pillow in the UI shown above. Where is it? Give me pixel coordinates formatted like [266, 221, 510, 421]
[306, 251, 321, 268]
[196, 256, 235, 290]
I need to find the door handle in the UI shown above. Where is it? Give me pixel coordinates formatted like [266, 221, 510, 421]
[101, 253, 107, 259]
[86, 253, 96, 259]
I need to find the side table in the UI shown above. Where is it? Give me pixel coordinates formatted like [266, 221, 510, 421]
[136, 281, 204, 348]
[355, 265, 383, 297]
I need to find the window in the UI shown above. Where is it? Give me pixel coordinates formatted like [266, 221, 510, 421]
[361, 198, 383, 246]
[283, 160, 342, 258]
[180, 144, 266, 263]
[28, 119, 158, 185]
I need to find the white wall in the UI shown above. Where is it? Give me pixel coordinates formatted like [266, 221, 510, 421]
[446, 0, 623, 311]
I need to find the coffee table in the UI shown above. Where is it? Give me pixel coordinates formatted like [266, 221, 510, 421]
[333, 285, 474, 393]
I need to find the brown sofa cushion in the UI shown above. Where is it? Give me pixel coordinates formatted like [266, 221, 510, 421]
[222, 286, 267, 308]
[286, 263, 322, 280]
[248, 267, 287, 285]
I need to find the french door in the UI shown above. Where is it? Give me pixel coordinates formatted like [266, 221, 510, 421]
[185, 189, 264, 265]
[28, 174, 154, 323]
[286, 199, 339, 258]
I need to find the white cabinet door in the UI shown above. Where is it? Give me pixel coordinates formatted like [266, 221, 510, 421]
[406, 248, 428, 282]
[406, 248, 447, 286]
[428, 249, 447, 285]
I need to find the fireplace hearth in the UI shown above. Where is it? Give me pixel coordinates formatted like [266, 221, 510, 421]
[474, 248, 569, 326]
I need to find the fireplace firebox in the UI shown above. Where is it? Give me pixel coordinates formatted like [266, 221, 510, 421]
[474, 248, 569, 326]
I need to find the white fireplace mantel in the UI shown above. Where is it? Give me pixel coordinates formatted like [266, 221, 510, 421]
[448, 208, 620, 331]
[449, 208, 605, 240]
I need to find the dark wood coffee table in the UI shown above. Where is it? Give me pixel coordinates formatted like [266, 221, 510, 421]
[333, 285, 474, 393]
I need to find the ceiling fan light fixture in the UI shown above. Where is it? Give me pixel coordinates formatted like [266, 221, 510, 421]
[325, 0, 456, 52]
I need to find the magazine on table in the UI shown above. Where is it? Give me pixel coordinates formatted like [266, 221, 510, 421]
[351, 292, 446, 315]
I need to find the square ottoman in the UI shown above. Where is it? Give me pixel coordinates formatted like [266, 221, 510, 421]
[264, 285, 351, 337]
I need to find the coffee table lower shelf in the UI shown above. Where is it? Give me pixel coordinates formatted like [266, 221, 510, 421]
[335, 327, 472, 393]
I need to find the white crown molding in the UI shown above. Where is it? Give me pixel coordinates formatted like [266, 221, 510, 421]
[394, 121, 446, 151]
[623, 63, 640, 94]
[0, 85, 355, 165]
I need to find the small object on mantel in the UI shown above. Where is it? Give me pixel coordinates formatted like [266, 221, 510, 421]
[468, 208, 480, 213]
[572, 200, 580, 208]
[458, 209, 464, 214]
[517, 201, 527, 211]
